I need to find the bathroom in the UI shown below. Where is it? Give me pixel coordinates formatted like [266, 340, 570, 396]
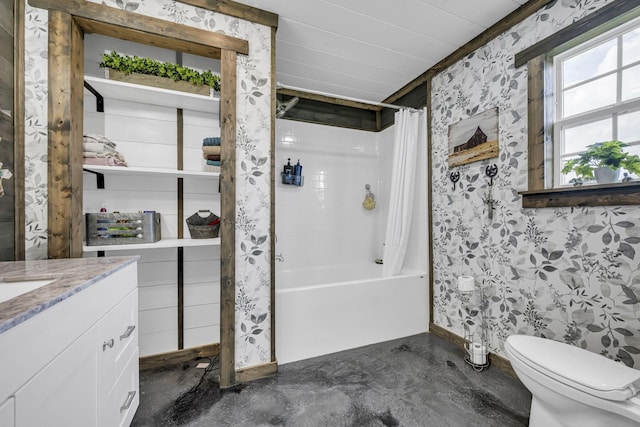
[2, 0, 640, 425]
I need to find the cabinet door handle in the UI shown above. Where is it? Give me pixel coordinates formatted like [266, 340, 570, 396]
[102, 338, 114, 351]
[120, 325, 136, 341]
[120, 391, 136, 412]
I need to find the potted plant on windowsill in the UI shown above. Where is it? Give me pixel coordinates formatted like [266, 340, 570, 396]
[561, 140, 640, 185]
[99, 51, 221, 96]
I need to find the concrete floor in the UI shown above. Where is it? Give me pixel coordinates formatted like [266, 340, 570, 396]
[132, 333, 531, 426]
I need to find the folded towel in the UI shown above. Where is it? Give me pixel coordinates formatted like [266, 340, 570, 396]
[83, 141, 119, 155]
[83, 134, 117, 148]
[206, 160, 221, 166]
[205, 154, 221, 161]
[84, 151, 127, 166]
[202, 146, 221, 156]
[203, 137, 221, 146]
[83, 156, 127, 167]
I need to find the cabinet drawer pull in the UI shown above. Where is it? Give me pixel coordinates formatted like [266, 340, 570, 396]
[120, 325, 136, 341]
[102, 338, 114, 351]
[120, 391, 136, 412]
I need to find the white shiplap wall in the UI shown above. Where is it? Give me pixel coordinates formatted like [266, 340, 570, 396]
[83, 35, 221, 356]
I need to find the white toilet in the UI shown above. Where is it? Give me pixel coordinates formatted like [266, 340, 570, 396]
[504, 334, 640, 427]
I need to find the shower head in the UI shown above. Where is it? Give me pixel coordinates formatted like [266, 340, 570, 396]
[276, 97, 299, 118]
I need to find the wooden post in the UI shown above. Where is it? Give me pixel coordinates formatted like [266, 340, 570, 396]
[527, 55, 546, 191]
[219, 48, 237, 388]
[269, 26, 277, 364]
[47, 11, 83, 259]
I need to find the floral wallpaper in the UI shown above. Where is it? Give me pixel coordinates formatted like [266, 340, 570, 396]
[432, 0, 640, 368]
[23, 0, 273, 368]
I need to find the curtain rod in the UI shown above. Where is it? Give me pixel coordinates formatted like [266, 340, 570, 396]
[276, 82, 419, 112]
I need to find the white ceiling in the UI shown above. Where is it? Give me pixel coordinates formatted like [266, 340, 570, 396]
[238, 0, 529, 103]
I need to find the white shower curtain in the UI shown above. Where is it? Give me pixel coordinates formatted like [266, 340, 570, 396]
[383, 108, 426, 276]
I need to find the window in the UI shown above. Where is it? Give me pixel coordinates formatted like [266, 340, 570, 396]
[553, 17, 640, 187]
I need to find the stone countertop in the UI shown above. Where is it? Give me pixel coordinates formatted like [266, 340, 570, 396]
[0, 256, 139, 334]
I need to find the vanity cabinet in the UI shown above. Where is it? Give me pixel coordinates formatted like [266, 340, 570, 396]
[0, 261, 139, 427]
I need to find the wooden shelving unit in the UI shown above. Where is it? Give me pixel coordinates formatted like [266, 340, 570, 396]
[82, 70, 222, 353]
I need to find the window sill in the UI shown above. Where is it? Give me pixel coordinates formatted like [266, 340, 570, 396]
[520, 182, 640, 208]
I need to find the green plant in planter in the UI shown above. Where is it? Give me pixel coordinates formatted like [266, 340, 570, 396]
[561, 140, 640, 181]
[99, 51, 221, 92]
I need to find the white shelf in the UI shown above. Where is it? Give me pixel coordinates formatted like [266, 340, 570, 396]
[83, 237, 220, 252]
[84, 76, 219, 113]
[82, 164, 219, 179]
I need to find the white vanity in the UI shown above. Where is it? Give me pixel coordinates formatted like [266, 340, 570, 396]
[0, 256, 139, 427]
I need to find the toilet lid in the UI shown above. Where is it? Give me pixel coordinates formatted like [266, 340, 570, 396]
[506, 335, 640, 401]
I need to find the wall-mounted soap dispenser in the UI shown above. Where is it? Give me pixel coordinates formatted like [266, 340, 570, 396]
[281, 158, 304, 186]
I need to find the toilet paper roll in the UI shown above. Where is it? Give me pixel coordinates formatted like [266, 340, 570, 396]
[471, 342, 487, 365]
[458, 276, 475, 293]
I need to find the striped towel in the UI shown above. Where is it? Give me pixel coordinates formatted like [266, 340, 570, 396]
[203, 137, 221, 146]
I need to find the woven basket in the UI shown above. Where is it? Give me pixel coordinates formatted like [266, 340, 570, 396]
[186, 211, 220, 239]
[187, 223, 219, 239]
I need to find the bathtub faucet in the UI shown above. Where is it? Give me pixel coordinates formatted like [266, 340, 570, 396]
[275, 253, 285, 262]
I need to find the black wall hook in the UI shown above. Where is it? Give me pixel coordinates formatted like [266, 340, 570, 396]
[449, 171, 460, 190]
[485, 164, 498, 186]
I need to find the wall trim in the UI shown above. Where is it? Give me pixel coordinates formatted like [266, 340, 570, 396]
[139, 343, 220, 371]
[270, 26, 276, 363]
[429, 323, 517, 379]
[177, 0, 278, 29]
[14, 0, 25, 260]
[234, 361, 278, 384]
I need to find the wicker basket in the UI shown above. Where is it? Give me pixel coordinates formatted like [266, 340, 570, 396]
[186, 211, 220, 239]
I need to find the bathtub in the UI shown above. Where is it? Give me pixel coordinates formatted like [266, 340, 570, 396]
[275, 263, 429, 364]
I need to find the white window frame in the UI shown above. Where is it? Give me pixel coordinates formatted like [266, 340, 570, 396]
[552, 16, 640, 187]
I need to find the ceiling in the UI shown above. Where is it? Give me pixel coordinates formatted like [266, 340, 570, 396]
[237, 0, 529, 104]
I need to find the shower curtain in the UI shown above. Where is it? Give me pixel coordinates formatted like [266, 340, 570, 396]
[383, 108, 426, 276]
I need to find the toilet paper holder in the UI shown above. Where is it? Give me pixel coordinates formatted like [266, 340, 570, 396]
[464, 331, 490, 371]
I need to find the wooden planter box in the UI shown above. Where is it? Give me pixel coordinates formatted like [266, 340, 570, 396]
[105, 68, 213, 96]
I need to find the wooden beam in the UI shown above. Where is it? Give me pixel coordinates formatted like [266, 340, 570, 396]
[426, 78, 434, 325]
[219, 48, 237, 389]
[28, 0, 249, 57]
[177, 0, 278, 29]
[235, 361, 277, 383]
[383, 0, 554, 105]
[520, 182, 640, 208]
[270, 26, 276, 363]
[280, 97, 378, 132]
[12, 0, 24, 260]
[527, 56, 546, 192]
[277, 88, 382, 112]
[139, 343, 220, 371]
[47, 10, 83, 259]
[515, 0, 640, 68]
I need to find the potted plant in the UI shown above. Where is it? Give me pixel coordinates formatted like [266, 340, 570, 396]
[561, 140, 640, 184]
[99, 51, 220, 96]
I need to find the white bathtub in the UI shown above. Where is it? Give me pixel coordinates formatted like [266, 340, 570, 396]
[275, 263, 429, 364]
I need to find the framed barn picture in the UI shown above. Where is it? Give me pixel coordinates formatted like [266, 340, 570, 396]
[448, 107, 499, 167]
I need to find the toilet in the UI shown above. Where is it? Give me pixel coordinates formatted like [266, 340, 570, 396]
[504, 334, 640, 427]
